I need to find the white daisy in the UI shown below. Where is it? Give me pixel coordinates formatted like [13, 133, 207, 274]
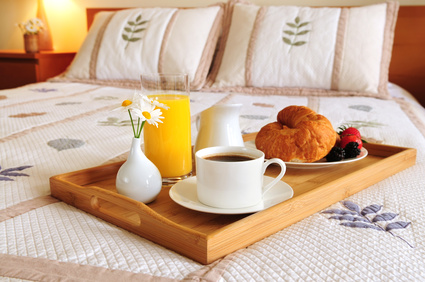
[151, 99, 170, 110]
[113, 91, 141, 112]
[25, 23, 38, 33]
[132, 107, 164, 128]
[111, 91, 167, 138]
[30, 18, 44, 28]
[141, 95, 170, 110]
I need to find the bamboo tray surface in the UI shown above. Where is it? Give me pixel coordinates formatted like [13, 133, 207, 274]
[50, 133, 416, 264]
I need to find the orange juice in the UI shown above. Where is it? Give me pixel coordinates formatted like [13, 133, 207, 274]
[143, 94, 192, 179]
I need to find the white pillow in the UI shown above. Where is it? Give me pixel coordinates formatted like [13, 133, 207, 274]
[205, 1, 399, 99]
[61, 5, 224, 90]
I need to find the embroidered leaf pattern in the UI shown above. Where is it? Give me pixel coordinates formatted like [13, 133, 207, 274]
[329, 215, 369, 223]
[98, 117, 133, 126]
[372, 213, 398, 222]
[93, 96, 119, 101]
[30, 88, 57, 93]
[0, 165, 32, 181]
[323, 200, 414, 248]
[340, 222, 382, 231]
[56, 102, 82, 106]
[322, 209, 357, 215]
[282, 16, 310, 51]
[122, 14, 148, 49]
[361, 204, 382, 216]
[386, 221, 411, 231]
[240, 115, 270, 120]
[343, 201, 361, 214]
[47, 138, 85, 151]
[349, 105, 373, 112]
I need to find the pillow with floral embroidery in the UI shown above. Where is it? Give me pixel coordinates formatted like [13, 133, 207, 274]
[204, 1, 399, 99]
[58, 5, 223, 90]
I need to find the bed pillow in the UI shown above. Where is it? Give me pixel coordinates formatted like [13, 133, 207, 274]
[204, 1, 399, 98]
[60, 5, 223, 90]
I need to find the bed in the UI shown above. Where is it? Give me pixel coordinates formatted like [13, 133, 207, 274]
[1, 1, 425, 280]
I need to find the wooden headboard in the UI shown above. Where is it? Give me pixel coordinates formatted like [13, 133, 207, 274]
[86, 6, 425, 107]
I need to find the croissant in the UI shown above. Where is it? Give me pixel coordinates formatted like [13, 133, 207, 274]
[255, 105, 336, 163]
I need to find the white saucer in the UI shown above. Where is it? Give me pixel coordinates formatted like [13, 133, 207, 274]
[244, 140, 368, 169]
[169, 176, 294, 214]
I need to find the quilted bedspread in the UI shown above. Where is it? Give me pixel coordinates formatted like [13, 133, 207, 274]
[1, 81, 425, 281]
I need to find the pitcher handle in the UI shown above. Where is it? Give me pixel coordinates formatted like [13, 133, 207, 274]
[196, 115, 200, 130]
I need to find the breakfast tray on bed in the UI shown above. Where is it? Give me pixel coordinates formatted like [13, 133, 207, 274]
[49, 133, 416, 264]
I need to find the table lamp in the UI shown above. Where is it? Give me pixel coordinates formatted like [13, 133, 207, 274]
[36, 0, 54, 50]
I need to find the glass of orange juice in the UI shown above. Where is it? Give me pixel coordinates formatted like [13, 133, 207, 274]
[141, 73, 192, 184]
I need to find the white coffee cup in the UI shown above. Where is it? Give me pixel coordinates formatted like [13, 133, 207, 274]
[195, 146, 286, 209]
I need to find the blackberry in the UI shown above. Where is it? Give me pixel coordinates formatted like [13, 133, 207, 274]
[326, 146, 345, 162]
[344, 142, 361, 158]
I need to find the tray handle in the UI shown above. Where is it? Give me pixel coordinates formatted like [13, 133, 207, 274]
[87, 186, 146, 228]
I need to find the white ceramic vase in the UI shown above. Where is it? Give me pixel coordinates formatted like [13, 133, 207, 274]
[116, 138, 162, 203]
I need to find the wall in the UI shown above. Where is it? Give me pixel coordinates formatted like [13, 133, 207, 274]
[1, 0, 424, 52]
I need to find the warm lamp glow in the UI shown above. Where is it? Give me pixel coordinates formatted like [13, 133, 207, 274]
[41, 0, 85, 52]
[36, 0, 54, 50]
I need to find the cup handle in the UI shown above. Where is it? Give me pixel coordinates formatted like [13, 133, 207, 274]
[261, 158, 286, 195]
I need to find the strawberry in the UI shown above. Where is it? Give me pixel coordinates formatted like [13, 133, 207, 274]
[339, 127, 361, 139]
[339, 135, 362, 149]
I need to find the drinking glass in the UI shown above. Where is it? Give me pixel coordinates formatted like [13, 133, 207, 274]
[141, 73, 192, 184]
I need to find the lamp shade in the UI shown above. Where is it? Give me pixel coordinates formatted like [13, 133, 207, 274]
[36, 0, 53, 50]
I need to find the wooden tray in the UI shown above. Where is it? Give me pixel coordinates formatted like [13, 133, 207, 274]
[50, 133, 416, 264]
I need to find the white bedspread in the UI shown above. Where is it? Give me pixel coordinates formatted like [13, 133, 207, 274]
[1, 81, 425, 281]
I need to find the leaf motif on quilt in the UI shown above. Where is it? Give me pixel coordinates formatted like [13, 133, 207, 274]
[282, 16, 310, 51]
[9, 112, 46, 118]
[349, 105, 373, 112]
[0, 165, 32, 181]
[361, 204, 382, 215]
[56, 102, 82, 106]
[322, 209, 357, 215]
[240, 115, 270, 120]
[343, 201, 361, 213]
[94, 96, 119, 100]
[98, 117, 132, 126]
[386, 221, 411, 231]
[329, 215, 369, 223]
[322, 200, 414, 248]
[29, 88, 57, 93]
[340, 222, 382, 231]
[372, 213, 398, 222]
[48, 138, 85, 151]
[122, 13, 148, 49]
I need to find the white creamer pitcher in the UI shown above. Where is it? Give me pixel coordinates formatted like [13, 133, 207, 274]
[194, 104, 244, 153]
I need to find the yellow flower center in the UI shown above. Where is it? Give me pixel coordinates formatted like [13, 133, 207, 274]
[121, 100, 132, 107]
[142, 111, 151, 120]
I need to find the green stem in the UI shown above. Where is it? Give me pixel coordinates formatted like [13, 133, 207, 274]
[128, 109, 136, 137]
[137, 120, 146, 138]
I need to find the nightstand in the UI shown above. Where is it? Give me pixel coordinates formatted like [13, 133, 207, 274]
[0, 50, 76, 90]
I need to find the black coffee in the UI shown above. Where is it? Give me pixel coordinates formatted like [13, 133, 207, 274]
[204, 154, 254, 162]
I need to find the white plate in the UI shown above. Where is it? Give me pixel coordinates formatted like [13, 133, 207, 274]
[245, 140, 368, 169]
[169, 176, 294, 214]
